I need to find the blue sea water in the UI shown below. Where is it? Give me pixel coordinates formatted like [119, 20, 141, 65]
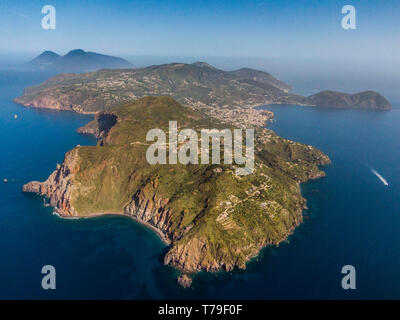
[0, 70, 399, 299]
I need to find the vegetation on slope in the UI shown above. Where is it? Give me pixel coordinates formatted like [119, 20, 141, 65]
[25, 96, 330, 275]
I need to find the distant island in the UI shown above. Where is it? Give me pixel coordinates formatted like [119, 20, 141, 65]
[15, 61, 391, 121]
[23, 96, 330, 283]
[24, 49, 133, 72]
[303, 90, 392, 110]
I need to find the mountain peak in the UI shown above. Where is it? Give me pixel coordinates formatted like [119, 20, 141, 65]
[39, 50, 60, 57]
[65, 49, 87, 56]
[25, 50, 61, 69]
[192, 61, 216, 69]
[25, 49, 133, 72]
[229, 67, 293, 92]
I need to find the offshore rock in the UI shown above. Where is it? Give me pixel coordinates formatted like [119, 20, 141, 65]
[177, 274, 193, 288]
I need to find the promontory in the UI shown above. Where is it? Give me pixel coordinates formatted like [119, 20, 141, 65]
[23, 96, 330, 277]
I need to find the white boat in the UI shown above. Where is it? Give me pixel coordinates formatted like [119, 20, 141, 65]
[370, 169, 389, 186]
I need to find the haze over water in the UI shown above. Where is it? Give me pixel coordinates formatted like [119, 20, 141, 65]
[0, 68, 399, 299]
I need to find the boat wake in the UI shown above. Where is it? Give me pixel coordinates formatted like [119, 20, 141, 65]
[370, 168, 389, 186]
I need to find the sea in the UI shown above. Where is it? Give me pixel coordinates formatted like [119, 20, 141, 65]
[0, 69, 399, 299]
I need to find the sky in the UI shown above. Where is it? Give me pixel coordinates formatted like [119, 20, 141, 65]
[0, 0, 399, 103]
[0, 0, 399, 62]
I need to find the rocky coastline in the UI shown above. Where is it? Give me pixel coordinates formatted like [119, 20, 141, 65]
[22, 96, 330, 287]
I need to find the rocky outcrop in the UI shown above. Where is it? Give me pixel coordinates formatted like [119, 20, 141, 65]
[13, 95, 96, 114]
[14, 95, 71, 112]
[22, 149, 80, 217]
[164, 237, 225, 272]
[77, 112, 119, 139]
[24, 49, 133, 72]
[22, 181, 41, 192]
[163, 220, 301, 273]
[177, 274, 192, 288]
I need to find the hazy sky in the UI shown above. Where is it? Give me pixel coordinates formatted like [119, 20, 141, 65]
[0, 0, 399, 62]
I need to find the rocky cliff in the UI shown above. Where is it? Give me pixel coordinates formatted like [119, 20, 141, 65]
[23, 149, 80, 216]
[124, 185, 174, 244]
[77, 112, 119, 139]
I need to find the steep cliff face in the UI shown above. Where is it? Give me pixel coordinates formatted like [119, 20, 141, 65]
[13, 93, 97, 114]
[77, 112, 119, 139]
[22, 149, 80, 216]
[164, 237, 220, 272]
[14, 95, 72, 112]
[164, 233, 283, 273]
[163, 195, 305, 273]
[124, 184, 174, 244]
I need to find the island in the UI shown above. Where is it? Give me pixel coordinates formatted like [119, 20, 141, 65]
[24, 49, 133, 72]
[23, 96, 330, 284]
[14, 61, 392, 119]
[13, 62, 304, 127]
